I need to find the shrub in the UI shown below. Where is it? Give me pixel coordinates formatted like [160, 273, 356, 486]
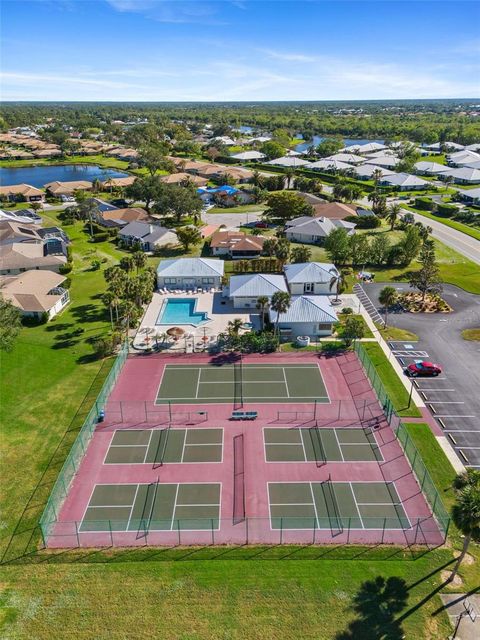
[415, 197, 436, 211]
[90, 259, 101, 271]
[341, 307, 353, 315]
[59, 262, 73, 275]
[92, 232, 110, 243]
[345, 214, 380, 229]
[386, 244, 407, 266]
[436, 203, 458, 218]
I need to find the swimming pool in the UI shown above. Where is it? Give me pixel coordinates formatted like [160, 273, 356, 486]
[156, 298, 209, 326]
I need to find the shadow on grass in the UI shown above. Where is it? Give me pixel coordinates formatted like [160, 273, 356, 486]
[335, 576, 408, 640]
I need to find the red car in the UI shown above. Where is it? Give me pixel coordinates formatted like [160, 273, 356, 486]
[254, 221, 268, 228]
[406, 361, 442, 377]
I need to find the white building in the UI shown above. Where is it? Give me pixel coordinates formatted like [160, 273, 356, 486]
[269, 295, 338, 340]
[284, 262, 339, 295]
[285, 216, 356, 245]
[156, 257, 224, 290]
[228, 273, 288, 309]
[0, 270, 70, 320]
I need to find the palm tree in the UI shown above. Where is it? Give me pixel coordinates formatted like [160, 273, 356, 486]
[121, 299, 138, 338]
[270, 291, 291, 337]
[291, 245, 312, 264]
[452, 469, 480, 492]
[284, 167, 295, 189]
[386, 203, 401, 231]
[378, 286, 397, 327]
[448, 486, 480, 583]
[120, 255, 135, 274]
[132, 250, 147, 273]
[274, 239, 291, 270]
[372, 168, 383, 188]
[329, 269, 347, 303]
[227, 318, 244, 336]
[256, 295, 270, 331]
[102, 291, 115, 330]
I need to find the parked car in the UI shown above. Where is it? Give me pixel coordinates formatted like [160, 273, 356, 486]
[405, 361, 442, 377]
[254, 221, 269, 228]
[111, 198, 128, 208]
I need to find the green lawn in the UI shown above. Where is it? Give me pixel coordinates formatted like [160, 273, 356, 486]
[377, 325, 419, 342]
[360, 343, 421, 417]
[405, 206, 480, 242]
[208, 204, 266, 214]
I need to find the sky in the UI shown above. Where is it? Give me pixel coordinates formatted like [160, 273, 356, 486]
[1, 0, 479, 101]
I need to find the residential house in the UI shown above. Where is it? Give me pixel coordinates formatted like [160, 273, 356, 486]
[343, 142, 387, 155]
[230, 150, 266, 161]
[45, 180, 93, 197]
[100, 176, 137, 190]
[309, 159, 354, 172]
[156, 257, 224, 290]
[210, 229, 264, 258]
[285, 216, 355, 245]
[447, 150, 480, 167]
[160, 172, 208, 187]
[437, 167, 480, 184]
[457, 188, 480, 205]
[324, 153, 365, 165]
[0, 221, 43, 245]
[0, 209, 42, 225]
[379, 173, 430, 190]
[312, 202, 357, 220]
[364, 155, 400, 169]
[228, 273, 288, 308]
[118, 222, 178, 252]
[0, 243, 67, 275]
[0, 184, 44, 203]
[96, 207, 150, 228]
[0, 270, 70, 320]
[265, 156, 313, 168]
[269, 295, 337, 340]
[284, 262, 340, 295]
[354, 164, 394, 180]
[414, 161, 448, 176]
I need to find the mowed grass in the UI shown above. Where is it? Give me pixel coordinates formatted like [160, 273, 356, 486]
[1, 550, 454, 640]
[360, 343, 421, 417]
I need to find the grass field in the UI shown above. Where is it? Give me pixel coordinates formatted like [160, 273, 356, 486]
[405, 206, 480, 242]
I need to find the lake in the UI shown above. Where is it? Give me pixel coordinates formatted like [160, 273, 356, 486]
[295, 136, 385, 153]
[0, 164, 129, 188]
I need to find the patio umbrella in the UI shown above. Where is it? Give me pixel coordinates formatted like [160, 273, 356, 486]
[167, 326, 185, 342]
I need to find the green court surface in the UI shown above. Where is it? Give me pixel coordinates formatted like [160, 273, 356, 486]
[264, 427, 383, 463]
[104, 428, 223, 464]
[268, 481, 410, 530]
[156, 363, 329, 404]
[80, 483, 221, 532]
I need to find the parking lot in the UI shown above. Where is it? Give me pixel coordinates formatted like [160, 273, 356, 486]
[357, 283, 480, 468]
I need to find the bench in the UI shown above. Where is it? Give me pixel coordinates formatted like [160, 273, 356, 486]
[231, 411, 258, 421]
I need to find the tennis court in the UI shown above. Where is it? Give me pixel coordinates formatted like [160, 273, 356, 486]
[104, 428, 223, 464]
[264, 427, 383, 463]
[268, 481, 410, 530]
[156, 363, 329, 404]
[80, 482, 221, 532]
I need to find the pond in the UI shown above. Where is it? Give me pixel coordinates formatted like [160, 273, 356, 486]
[295, 136, 385, 153]
[0, 164, 130, 188]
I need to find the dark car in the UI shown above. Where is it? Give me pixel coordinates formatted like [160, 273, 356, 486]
[254, 221, 269, 228]
[110, 198, 129, 208]
[406, 361, 442, 377]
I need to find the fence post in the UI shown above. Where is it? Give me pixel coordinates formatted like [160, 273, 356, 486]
[211, 518, 215, 546]
[381, 518, 386, 544]
[280, 517, 283, 544]
[108, 520, 113, 547]
[313, 517, 316, 544]
[347, 517, 351, 544]
[75, 520, 80, 548]
[177, 519, 181, 546]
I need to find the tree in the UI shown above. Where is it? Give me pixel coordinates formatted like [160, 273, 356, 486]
[102, 291, 116, 330]
[371, 168, 383, 189]
[315, 137, 343, 158]
[341, 316, 365, 347]
[132, 250, 147, 273]
[206, 147, 221, 162]
[398, 225, 421, 265]
[139, 144, 173, 176]
[371, 195, 388, 218]
[177, 226, 202, 252]
[386, 203, 401, 231]
[324, 228, 351, 265]
[104, 265, 128, 297]
[349, 234, 371, 268]
[120, 255, 135, 273]
[409, 242, 442, 301]
[291, 245, 312, 263]
[0, 297, 22, 352]
[270, 291, 291, 336]
[264, 191, 314, 221]
[227, 318, 244, 336]
[448, 486, 480, 583]
[452, 468, 480, 492]
[263, 237, 278, 257]
[274, 238, 291, 269]
[378, 286, 397, 327]
[256, 295, 270, 331]
[329, 269, 347, 302]
[260, 140, 285, 160]
[370, 234, 390, 265]
[153, 183, 203, 223]
[284, 166, 296, 189]
[125, 175, 164, 213]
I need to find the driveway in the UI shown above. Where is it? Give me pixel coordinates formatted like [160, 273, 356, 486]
[357, 282, 480, 467]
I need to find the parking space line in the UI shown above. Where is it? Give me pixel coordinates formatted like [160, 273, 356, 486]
[435, 415, 476, 418]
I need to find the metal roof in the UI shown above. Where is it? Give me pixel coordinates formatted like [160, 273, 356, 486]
[269, 295, 337, 324]
[228, 273, 288, 298]
[284, 262, 339, 284]
[157, 257, 224, 277]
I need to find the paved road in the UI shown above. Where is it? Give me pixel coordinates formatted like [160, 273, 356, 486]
[203, 211, 263, 229]
[358, 282, 480, 468]
[396, 206, 480, 265]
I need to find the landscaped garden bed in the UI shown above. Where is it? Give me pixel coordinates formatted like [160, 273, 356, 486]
[398, 291, 452, 313]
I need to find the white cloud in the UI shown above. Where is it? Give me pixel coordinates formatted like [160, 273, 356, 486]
[261, 48, 317, 63]
[104, 0, 226, 24]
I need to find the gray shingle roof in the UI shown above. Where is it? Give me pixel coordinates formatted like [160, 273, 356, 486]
[229, 273, 287, 298]
[269, 295, 337, 324]
[284, 262, 339, 284]
[119, 221, 173, 242]
[157, 257, 224, 277]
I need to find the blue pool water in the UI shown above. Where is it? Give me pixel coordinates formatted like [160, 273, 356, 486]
[156, 298, 208, 326]
[0, 164, 129, 188]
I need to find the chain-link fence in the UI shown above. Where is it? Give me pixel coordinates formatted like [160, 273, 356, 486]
[39, 341, 129, 543]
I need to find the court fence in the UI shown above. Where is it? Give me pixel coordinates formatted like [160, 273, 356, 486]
[42, 514, 445, 549]
[354, 341, 450, 537]
[38, 340, 129, 544]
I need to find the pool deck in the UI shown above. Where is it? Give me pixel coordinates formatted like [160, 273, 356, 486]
[134, 291, 259, 350]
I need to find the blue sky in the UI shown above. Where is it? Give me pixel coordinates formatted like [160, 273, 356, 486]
[1, 0, 479, 101]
